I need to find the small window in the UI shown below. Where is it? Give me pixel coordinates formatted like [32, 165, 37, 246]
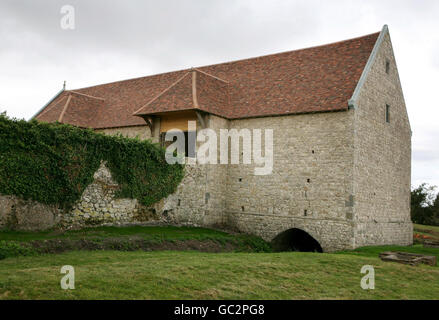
[184, 131, 196, 158]
[159, 132, 169, 149]
[385, 60, 390, 74]
[159, 131, 196, 157]
[385, 104, 390, 123]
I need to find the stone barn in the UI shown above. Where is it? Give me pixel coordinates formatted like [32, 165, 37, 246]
[32, 25, 412, 252]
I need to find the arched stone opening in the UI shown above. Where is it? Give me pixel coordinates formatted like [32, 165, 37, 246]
[272, 228, 323, 252]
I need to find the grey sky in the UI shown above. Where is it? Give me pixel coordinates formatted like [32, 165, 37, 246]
[1, 0, 438, 190]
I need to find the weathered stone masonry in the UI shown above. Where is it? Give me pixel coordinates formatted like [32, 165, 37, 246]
[0, 162, 161, 231]
[225, 111, 356, 251]
[62, 161, 159, 227]
[352, 31, 412, 247]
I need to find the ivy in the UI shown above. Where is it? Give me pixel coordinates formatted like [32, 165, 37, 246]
[0, 114, 184, 209]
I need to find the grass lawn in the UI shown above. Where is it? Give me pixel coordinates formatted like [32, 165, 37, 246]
[0, 224, 438, 299]
[0, 225, 243, 242]
[338, 244, 439, 261]
[414, 224, 439, 234]
[0, 225, 271, 257]
[0, 250, 438, 299]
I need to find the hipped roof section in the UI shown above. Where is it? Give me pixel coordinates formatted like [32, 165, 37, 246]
[133, 69, 230, 118]
[36, 91, 105, 128]
[35, 31, 380, 129]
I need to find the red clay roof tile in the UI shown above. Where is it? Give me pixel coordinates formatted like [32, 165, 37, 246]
[35, 31, 379, 128]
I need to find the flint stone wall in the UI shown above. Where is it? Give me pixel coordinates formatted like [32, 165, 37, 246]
[61, 162, 159, 228]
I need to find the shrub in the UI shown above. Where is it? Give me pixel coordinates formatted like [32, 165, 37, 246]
[0, 241, 37, 260]
[411, 184, 439, 226]
[235, 235, 273, 253]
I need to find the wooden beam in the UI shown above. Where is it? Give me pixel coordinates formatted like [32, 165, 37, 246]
[143, 116, 155, 135]
[192, 70, 199, 107]
[68, 90, 105, 101]
[196, 111, 208, 129]
[58, 94, 72, 123]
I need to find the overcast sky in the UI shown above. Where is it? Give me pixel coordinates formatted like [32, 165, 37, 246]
[0, 0, 438, 190]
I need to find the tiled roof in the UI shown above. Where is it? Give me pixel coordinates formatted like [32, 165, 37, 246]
[35, 31, 380, 128]
[133, 69, 231, 118]
[36, 91, 105, 128]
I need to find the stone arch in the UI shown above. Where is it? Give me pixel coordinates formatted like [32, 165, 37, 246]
[271, 228, 323, 253]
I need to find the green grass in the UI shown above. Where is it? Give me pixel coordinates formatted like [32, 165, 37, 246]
[337, 244, 439, 261]
[0, 226, 272, 258]
[414, 224, 439, 241]
[0, 225, 233, 242]
[0, 250, 438, 300]
[413, 223, 439, 244]
[414, 224, 439, 233]
[1, 224, 438, 299]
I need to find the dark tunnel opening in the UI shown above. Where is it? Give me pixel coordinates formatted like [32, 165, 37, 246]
[272, 228, 323, 253]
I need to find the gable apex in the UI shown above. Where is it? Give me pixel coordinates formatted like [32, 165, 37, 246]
[348, 25, 389, 109]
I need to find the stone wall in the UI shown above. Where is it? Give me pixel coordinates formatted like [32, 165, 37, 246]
[97, 115, 230, 229]
[224, 111, 356, 251]
[114, 111, 363, 252]
[352, 31, 413, 247]
[96, 125, 155, 142]
[0, 195, 61, 231]
[156, 114, 230, 227]
[219, 30, 412, 250]
[202, 115, 230, 226]
[0, 162, 160, 231]
[61, 161, 159, 228]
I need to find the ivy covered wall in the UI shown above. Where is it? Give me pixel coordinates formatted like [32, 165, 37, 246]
[0, 114, 184, 210]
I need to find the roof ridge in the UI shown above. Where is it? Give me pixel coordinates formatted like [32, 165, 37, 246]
[194, 69, 231, 115]
[196, 31, 381, 70]
[193, 68, 229, 83]
[69, 31, 380, 93]
[133, 72, 191, 115]
[68, 90, 105, 101]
